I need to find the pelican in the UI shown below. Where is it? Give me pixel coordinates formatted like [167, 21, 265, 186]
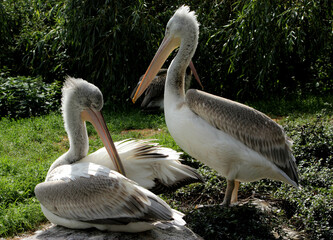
[35, 77, 185, 232]
[132, 6, 299, 206]
[51, 77, 202, 194]
[131, 66, 203, 111]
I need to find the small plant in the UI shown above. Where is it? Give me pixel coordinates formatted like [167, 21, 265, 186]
[0, 76, 62, 119]
[275, 114, 333, 239]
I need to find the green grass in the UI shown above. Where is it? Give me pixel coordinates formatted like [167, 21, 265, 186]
[245, 94, 333, 117]
[0, 97, 332, 239]
[0, 113, 64, 236]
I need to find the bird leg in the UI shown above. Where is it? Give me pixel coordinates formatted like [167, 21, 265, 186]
[231, 180, 240, 204]
[221, 180, 235, 206]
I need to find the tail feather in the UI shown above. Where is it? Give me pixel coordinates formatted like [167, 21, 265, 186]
[116, 139, 203, 193]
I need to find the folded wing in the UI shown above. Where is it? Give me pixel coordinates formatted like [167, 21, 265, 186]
[35, 162, 175, 224]
[186, 89, 298, 185]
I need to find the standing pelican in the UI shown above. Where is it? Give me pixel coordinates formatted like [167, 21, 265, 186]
[131, 66, 203, 111]
[35, 77, 185, 232]
[132, 6, 299, 206]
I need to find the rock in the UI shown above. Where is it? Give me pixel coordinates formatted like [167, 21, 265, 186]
[22, 224, 203, 240]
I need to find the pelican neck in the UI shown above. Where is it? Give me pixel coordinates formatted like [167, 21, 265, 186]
[47, 107, 89, 175]
[64, 109, 89, 162]
[165, 32, 197, 100]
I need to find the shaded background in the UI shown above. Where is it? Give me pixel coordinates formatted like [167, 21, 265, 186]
[1, 0, 332, 114]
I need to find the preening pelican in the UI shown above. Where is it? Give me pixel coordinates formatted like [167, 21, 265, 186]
[35, 77, 185, 232]
[51, 76, 202, 193]
[131, 66, 203, 111]
[132, 6, 299, 206]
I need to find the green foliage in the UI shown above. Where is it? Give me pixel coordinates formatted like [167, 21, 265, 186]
[1, 0, 331, 104]
[63, 0, 171, 103]
[290, 114, 332, 166]
[196, 0, 333, 100]
[0, 0, 68, 80]
[276, 114, 333, 239]
[0, 198, 46, 236]
[247, 95, 333, 117]
[0, 76, 62, 119]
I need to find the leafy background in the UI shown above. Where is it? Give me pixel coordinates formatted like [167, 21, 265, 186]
[1, 0, 332, 117]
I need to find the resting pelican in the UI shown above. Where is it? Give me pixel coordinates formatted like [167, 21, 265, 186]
[132, 6, 299, 206]
[131, 65, 203, 111]
[35, 77, 185, 232]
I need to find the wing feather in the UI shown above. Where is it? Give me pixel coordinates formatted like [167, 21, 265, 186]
[130, 69, 167, 108]
[141, 71, 167, 108]
[115, 139, 203, 193]
[185, 89, 298, 184]
[35, 163, 174, 224]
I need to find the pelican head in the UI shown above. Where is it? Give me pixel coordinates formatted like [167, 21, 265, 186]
[61, 77, 126, 175]
[62, 77, 103, 116]
[132, 6, 200, 102]
[164, 5, 199, 45]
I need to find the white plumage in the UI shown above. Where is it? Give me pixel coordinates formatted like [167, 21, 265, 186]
[81, 139, 203, 193]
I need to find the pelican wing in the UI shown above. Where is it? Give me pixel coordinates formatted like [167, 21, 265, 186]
[186, 89, 298, 184]
[141, 70, 167, 108]
[35, 162, 173, 224]
[131, 69, 167, 108]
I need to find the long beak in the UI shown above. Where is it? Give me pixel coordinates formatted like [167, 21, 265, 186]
[81, 109, 126, 176]
[189, 61, 204, 90]
[132, 35, 180, 103]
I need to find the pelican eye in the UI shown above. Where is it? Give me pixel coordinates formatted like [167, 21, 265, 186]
[91, 103, 99, 110]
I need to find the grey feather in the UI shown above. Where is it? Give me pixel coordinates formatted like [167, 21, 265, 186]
[186, 89, 298, 184]
[35, 169, 174, 224]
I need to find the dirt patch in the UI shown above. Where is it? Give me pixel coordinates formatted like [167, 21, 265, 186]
[120, 128, 162, 138]
[52, 136, 69, 152]
[271, 116, 284, 123]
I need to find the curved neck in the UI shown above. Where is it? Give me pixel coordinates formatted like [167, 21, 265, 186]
[165, 32, 198, 101]
[47, 106, 89, 175]
[66, 112, 89, 161]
